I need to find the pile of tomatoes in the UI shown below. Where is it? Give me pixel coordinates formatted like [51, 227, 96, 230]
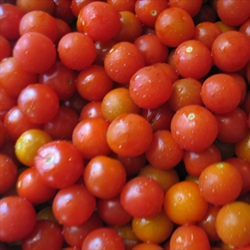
[0, 0, 250, 249]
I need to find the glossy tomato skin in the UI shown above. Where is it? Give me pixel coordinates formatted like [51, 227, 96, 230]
[0, 196, 36, 243]
[199, 162, 243, 206]
[52, 184, 96, 226]
[106, 113, 153, 157]
[0, 154, 18, 194]
[211, 31, 250, 72]
[78, 1, 121, 42]
[170, 105, 219, 152]
[155, 7, 195, 47]
[13, 32, 57, 73]
[81, 227, 125, 250]
[22, 220, 64, 250]
[17, 84, 60, 124]
[84, 155, 127, 199]
[170, 224, 210, 250]
[0, 36, 11, 61]
[35, 140, 84, 189]
[216, 201, 250, 247]
[129, 63, 173, 109]
[120, 176, 164, 218]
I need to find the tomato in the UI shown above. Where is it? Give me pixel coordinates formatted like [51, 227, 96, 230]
[193, 21, 222, 49]
[0, 154, 18, 194]
[240, 19, 250, 42]
[168, 78, 203, 111]
[63, 212, 103, 248]
[0, 57, 37, 98]
[104, 41, 145, 85]
[43, 106, 79, 140]
[106, 113, 153, 157]
[78, 1, 121, 42]
[129, 63, 173, 109]
[72, 118, 111, 159]
[174, 40, 213, 79]
[211, 31, 250, 72]
[0, 36, 11, 61]
[107, 0, 136, 12]
[13, 32, 57, 73]
[58, 32, 96, 71]
[216, 202, 250, 247]
[201, 74, 242, 114]
[76, 65, 113, 102]
[170, 105, 219, 152]
[16, 0, 56, 14]
[39, 61, 77, 100]
[155, 7, 195, 47]
[0, 3, 25, 40]
[199, 162, 243, 205]
[214, 108, 249, 143]
[168, 0, 202, 17]
[170, 224, 210, 250]
[120, 176, 164, 218]
[97, 194, 132, 226]
[145, 130, 183, 170]
[101, 87, 140, 122]
[0, 196, 36, 243]
[133, 243, 164, 250]
[164, 181, 208, 225]
[22, 220, 64, 250]
[138, 164, 179, 193]
[135, 0, 168, 27]
[53, 0, 75, 24]
[52, 184, 96, 226]
[217, 0, 250, 27]
[19, 10, 58, 42]
[17, 84, 60, 124]
[183, 144, 222, 177]
[15, 129, 52, 167]
[16, 167, 57, 204]
[114, 11, 142, 42]
[133, 34, 168, 66]
[197, 204, 221, 242]
[132, 209, 174, 244]
[84, 155, 127, 199]
[235, 130, 250, 163]
[81, 227, 125, 250]
[80, 101, 104, 120]
[34, 140, 84, 189]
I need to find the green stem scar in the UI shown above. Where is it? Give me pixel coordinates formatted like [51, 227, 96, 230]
[186, 46, 193, 53]
[151, 10, 157, 16]
[187, 113, 195, 120]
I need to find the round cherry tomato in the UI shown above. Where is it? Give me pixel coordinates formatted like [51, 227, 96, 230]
[84, 155, 127, 199]
[34, 140, 84, 189]
[81, 227, 125, 250]
[216, 201, 250, 247]
[13, 32, 57, 73]
[170, 105, 219, 152]
[0, 196, 36, 243]
[52, 184, 96, 226]
[106, 113, 153, 157]
[235, 130, 250, 163]
[199, 162, 243, 205]
[120, 176, 164, 218]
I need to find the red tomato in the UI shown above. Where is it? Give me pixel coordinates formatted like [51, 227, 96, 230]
[106, 113, 153, 157]
[13, 32, 57, 73]
[17, 84, 59, 124]
[78, 1, 121, 42]
[0, 36, 11, 61]
[35, 140, 84, 189]
[170, 224, 210, 250]
[52, 184, 96, 226]
[129, 63, 173, 109]
[174, 40, 212, 79]
[81, 227, 125, 250]
[84, 155, 127, 199]
[199, 162, 243, 205]
[22, 220, 64, 250]
[155, 7, 195, 47]
[120, 176, 164, 218]
[0, 196, 36, 243]
[170, 105, 219, 152]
